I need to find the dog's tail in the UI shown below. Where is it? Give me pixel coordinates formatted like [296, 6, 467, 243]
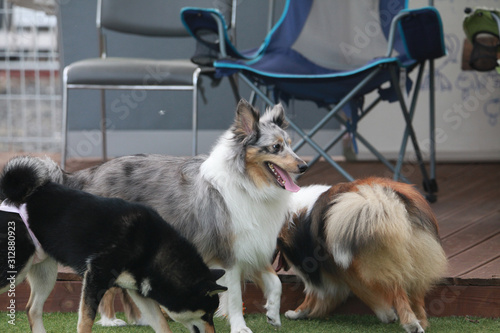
[0, 156, 63, 205]
[323, 178, 440, 270]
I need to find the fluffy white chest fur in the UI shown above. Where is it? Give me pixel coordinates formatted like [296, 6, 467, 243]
[227, 189, 289, 273]
[201, 139, 291, 274]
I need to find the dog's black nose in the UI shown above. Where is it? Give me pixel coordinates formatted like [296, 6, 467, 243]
[298, 163, 308, 173]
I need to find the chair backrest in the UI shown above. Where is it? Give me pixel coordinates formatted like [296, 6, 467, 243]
[265, 0, 407, 70]
[98, 0, 233, 37]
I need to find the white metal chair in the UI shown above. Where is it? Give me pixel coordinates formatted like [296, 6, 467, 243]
[61, 0, 235, 169]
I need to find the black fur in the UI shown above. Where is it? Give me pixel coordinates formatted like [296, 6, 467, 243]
[278, 213, 335, 288]
[0, 214, 35, 283]
[0, 165, 44, 204]
[0, 157, 226, 332]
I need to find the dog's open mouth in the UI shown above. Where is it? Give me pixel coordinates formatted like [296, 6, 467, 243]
[266, 162, 300, 192]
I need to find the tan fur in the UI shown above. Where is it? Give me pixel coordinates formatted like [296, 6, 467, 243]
[281, 178, 448, 333]
[98, 287, 144, 325]
[306, 290, 346, 318]
[245, 141, 305, 189]
[410, 293, 429, 328]
[121, 288, 145, 323]
[77, 298, 94, 333]
[245, 147, 272, 188]
[205, 322, 215, 333]
[296, 293, 318, 315]
[98, 289, 118, 321]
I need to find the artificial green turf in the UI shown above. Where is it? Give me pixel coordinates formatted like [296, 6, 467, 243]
[1, 312, 498, 332]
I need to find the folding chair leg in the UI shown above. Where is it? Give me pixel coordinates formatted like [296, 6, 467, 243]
[248, 90, 257, 106]
[192, 68, 202, 156]
[307, 95, 383, 169]
[306, 128, 346, 169]
[61, 81, 69, 170]
[389, 66, 437, 202]
[427, 59, 438, 202]
[100, 89, 107, 162]
[228, 75, 241, 104]
[394, 62, 425, 181]
[291, 68, 382, 153]
[287, 117, 354, 181]
[354, 131, 410, 184]
[331, 113, 411, 184]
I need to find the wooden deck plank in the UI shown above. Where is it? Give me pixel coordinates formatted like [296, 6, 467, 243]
[430, 174, 497, 222]
[447, 234, 500, 277]
[437, 197, 499, 239]
[441, 213, 500, 257]
[460, 257, 500, 281]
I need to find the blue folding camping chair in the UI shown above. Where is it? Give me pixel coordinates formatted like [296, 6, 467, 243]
[182, 0, 445, 201]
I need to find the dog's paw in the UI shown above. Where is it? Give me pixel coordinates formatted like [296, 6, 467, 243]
[285, 309, 308, 320]
[375, 308, 398, 324]
[130, 316, 149, 326]
[403, 321, 424, 333]
[96, 317, 127, 327]
[231, 327, 253, 333]
[265, 304, 281, 327]
[267, 315, 281, 327]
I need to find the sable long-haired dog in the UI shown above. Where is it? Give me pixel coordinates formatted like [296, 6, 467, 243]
[277, 178, 447, 333]
[64, 100, 308, 333]
[0, 156, 227, 333]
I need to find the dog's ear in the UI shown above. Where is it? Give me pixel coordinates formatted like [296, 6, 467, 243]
[233, 99, 260, 143]
[210, 268, 225, 281]
[202, 269, 227, 297]
[203, 276, 228, 297]
[205, 283, 228, 297]
[269, 103, 288, 129]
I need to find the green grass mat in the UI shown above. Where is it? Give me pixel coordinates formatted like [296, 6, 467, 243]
[1, 312, 498, 332]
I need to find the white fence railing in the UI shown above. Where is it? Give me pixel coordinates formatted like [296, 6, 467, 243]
[0, 0, 61, 153]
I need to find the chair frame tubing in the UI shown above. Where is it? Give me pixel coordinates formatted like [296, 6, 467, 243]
[60, 68, 201, 169]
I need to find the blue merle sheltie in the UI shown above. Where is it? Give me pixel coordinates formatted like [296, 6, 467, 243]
[0, 156, 227, 333]
[277, 178, 448, 333]
[64, 99, 308, 333]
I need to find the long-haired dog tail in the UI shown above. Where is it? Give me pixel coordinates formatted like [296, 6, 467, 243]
[0, 156, 62, 205]
[324, 181, 432, 270]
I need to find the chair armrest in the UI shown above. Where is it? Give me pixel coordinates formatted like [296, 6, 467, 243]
[181, 7, 249, 60]
[387, 7, 446, 61]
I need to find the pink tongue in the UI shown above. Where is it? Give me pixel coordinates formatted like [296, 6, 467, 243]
[274, 164, 300, 192]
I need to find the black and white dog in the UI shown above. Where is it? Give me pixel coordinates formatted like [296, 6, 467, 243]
[0, 156, 226, 333]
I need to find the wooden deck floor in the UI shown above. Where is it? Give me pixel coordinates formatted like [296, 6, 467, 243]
[0, 154, 499, 317]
